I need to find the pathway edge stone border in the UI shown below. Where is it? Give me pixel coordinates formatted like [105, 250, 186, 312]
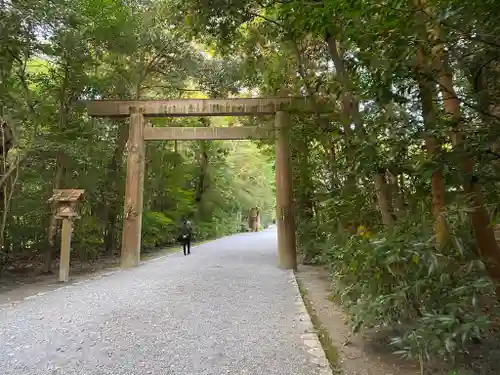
[288, 270, 334, 375]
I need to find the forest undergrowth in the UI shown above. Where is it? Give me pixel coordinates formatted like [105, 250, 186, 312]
[298, 210, 500, 373]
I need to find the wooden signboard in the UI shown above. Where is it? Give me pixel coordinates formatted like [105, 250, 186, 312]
[48, 189, 85, 282]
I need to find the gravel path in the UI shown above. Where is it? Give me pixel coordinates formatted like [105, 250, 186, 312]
[0, 228, 331, 375]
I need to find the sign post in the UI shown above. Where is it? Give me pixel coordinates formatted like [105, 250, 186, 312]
[48, 189, 85, 282]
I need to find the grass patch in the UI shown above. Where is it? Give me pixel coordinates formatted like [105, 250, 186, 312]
[296, 276, 341, 373]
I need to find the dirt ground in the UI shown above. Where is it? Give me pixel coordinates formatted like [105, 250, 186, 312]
[295, 264, 500, 375]
[296, 265, 422, 375]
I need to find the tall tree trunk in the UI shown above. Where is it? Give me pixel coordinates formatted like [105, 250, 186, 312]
[44, 62, 71, 273]
[0, 119, 15, 259]
[426, 17, 500, 290]
[374, 169, 395, 227]
[194, 119, 210, 219]
[464, 54, 500, 186]
[43, 152, 66, 273]
[415, 46, 450, 247]
[290, 39, 339, 197]
[328, 142, 340, 191]
[195, 147, 209, 203]
[325, 38, 356, 188]
[103, 121, 129, 255]
[325, 32, 395, 227]
[388, 169, 406, 218]
[293, 132, 318, 262]
[294, 133, 315, 221]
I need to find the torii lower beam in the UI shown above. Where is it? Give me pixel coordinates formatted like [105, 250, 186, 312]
[86, 98, 300, 271]
[144, 126, 272, 141]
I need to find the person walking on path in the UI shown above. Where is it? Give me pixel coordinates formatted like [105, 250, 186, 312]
[179, 219, 193, 256]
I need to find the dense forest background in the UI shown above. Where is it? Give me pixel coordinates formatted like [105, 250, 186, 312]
[3, 0, 500, 371]
[0, 0, 276, 272]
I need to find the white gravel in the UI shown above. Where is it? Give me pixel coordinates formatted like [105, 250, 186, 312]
[0, 228, 332, 375]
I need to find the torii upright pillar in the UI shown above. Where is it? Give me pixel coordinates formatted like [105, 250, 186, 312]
[121, 111, 146, 268]
[275, 111, 297, 270]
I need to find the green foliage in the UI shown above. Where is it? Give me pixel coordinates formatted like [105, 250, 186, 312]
[142, 212, 175, 248]
[0, 0, 276, 273]
[73, 216, 105, 262]
[322, 215, 496, 362]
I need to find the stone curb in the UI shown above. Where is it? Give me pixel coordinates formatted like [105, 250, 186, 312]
[289, 270, 334, 375]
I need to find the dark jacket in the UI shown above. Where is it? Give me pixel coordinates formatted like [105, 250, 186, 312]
[179, 221, 192, 241]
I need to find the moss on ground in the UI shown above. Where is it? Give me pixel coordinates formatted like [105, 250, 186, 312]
[296, 276, 342, 374]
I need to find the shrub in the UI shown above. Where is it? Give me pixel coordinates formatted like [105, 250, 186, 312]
[142, 211, 175, 248]
[73, 216, 104, 262]
[322, 216, 497, 364]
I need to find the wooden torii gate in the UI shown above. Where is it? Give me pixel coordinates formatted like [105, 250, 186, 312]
[86, 97, 315, 270]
